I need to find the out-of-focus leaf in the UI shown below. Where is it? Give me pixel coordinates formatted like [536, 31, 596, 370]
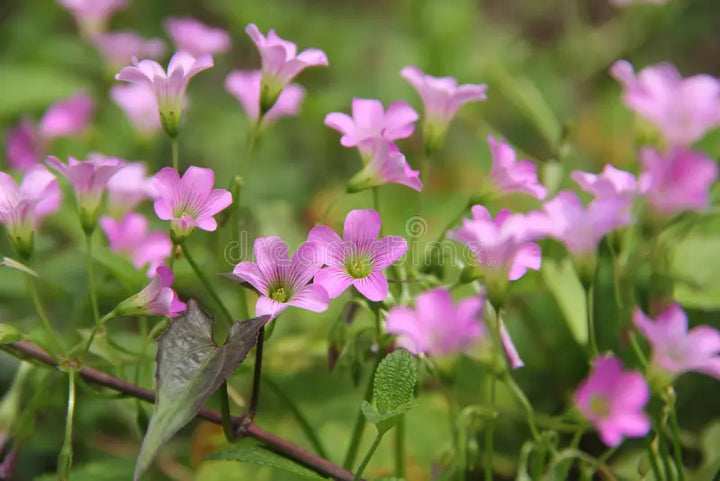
[0, 324, 22, 344]
[92, 246, 147, 292]
[133, 300, 267, 481]
[0, 65, 88, 118]
[672, 234, 720, 309]
[34, 459, 133, 481]
[0, 257, 38, 277]
[542, 258, 587, 345]
[204, 438, 324, 480]
[77, 328, 134, 366]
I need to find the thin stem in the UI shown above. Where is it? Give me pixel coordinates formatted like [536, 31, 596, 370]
[81, 311, 116, 359]
[501, 372, 541, 442]
[86, 232, 100, 326]
[352, 432, 385, 481]
[26, 276, 64, 357]
[585, 284, 598, 358]
[555, 426, 585, 479]
[343, 354, 382, 470]
[230, 180, 250, 321]
[436, 200, 471, 243]
[248, 326, 265, 418]
[630, 331, 648, 369]
[57, 370, 76, 481]
[647, 436, 665, 481]
[484, 372, 497, 481]
[321, 190, 345, 224]
[220, 381, 237, 442]
[371, 187, 380, 221]
[241, 117, 262, 178]
[668, 406, 686, 481]
[171, 137, 179, 171]
[394, 415, 405, 479]
[181, 242, 234, 326]
[264, 375, 328, 459]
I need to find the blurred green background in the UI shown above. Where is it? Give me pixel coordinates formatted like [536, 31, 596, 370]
[2, 0, 720, 480]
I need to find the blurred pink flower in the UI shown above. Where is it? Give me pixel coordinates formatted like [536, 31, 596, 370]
[448, 205, 542, 282]
[100, 212, 172, 276]
[225, 70, 305, 124]
[106, 162, 157, 213]
[0, 166, 61, 256]
[309, 209, 407, 302]
[245, 24, 328, 111]
[110, 84, 162, 134]
[499, 321, 524, 370]
[610, 0, 670, 7]
[165, 17, 231, 57]
[233, 236, 329, 320]
[386, 288, 484, 357]
[346, 141, 422, 192]
[5, 120, 42, 171]
[116, 265, 186, 317]
[574, 355, 650, 447]
[151, 166, 232, 238]
[572, 164, 637, 201]
[93, 32, 166, 70]
[115, 51, 213, 137]
[400, 66, 486, 149]
[634, 304, 720, 382]
[57, 0, 127, 35]
[325, 98, 418, 154]
[639, 147, 718, 217]
[611, 60, 720, 145]
[487, 136, 547, 199]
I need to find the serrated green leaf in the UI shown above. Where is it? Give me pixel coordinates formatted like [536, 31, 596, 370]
[0, 323, 22, 344]
[34, 459, 133, 481]
[373, 349, 417, 415]
[133, 300, 267, 480]
[204, 438, 325, 479]
[361, 399, 416, 434]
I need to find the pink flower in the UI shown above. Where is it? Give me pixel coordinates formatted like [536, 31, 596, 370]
[400, 66, 487, 149]
[93, 32, 166, 70]
[38, 93, 94, 139]
[325, 98, 418, 155]
[346, 141, 422, 192]
[100, 212, 172, 276]
[245, 24, 328, 111]
[0, 166, 61, 257]
[110, 84, 162, 134]
[610, 0, 670, 7]
[116, 266, 186, 317]
[634, 304, 720, 382]
[572, 164, 637, 201]
[115, 51, 214, 137]
[151, 166, 232, 238]
[487, 136, 547, 199]
[539, 191, 630, 256]
[574, 355, 650, 447]
[448, 205, 542, 283]
[639, 147, 718, 218]
[611, 60, 720, 145]
[165, 17, 231, 57]
[46, 154, 124, 229]
[106, 162, 156, 214]
[232, 236, 329, 320]
[385, 289, 483, 356]
[5, 120, 42, 171]
[309, 209, 407, 302]
[225, 70, 305, 125]
[57, 0, 127, 35]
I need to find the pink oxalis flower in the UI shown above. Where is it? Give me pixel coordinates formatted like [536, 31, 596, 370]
[245, 24, 328, 112]
[638, 147, 718, 219]
[165, 17, 231, 57]
[574, 355, 650, 447]
[346, 141, 422, 192]
[57, 0, 127, 35]
[93, 32, 166, 70]
[0, 166, 61, 257]
[115, 51, 214, 137]
[309, 209, 407, 302]
[325, 98, 418, 156]
[634, 304, 720, 383]
[151, 166, 232, 239]
[5, 120, 41, 171]
[100, 213, 172, 276]
[610, 0, 668, 6]
[385, 288, 483, 357]
[486, 136, 547, 199]
[233, 236, 329, 320]
[116, 266, 186, 317]
[572, 164, 637, 201]
[225, 70, 305, 125]
[400, 66, 487, 150]
[110, 83, 162, 134]
[106, 162, 156, 214]
[611, 60, 720, 146]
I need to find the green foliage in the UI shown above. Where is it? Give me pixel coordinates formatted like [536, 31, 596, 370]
[133, 301, 266, 480]
[362, 349, 417, 434]
[34, 459, 134, 481]
[205, 438, 325, 480]
[0, 323, 22, 344]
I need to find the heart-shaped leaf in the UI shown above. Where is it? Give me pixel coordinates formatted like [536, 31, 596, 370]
[133, 300, 267, 480]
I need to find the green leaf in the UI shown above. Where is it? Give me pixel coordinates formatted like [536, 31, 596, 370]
[77, 328, 135, 366]
[133, 300, 267, 480]
[541, 258, 587, 345]
[373, 349, 417, 415]
[672, 234, 720, 308]
[34, 459, 133, 481]
[205, 438, 325, 480]
[361, 400, 416, 434]
[0, 257, 38, 277]
[0, 323, 22, 344]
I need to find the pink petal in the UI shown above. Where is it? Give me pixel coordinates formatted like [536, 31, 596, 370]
[288, 284, 329, 313]
[256, 295, 288, 320]
[352, 270, 388, 301]
[343, 209, 381, 247]
[254, 236, 290, 278]
[313, 267, 353, 299]
[370, 235, 408, 269]
[233, 261, 268, 294]
[307, 225, 343, 266]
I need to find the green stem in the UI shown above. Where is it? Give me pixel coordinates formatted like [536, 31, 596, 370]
[352, 432, 385, 481]
[501, 371, 541, 442]
[668, 406, 685, 481]
[436, 199, 472, 243]
[394, 415, 406, 479]
[86, 232, 100, 326]
[629, 331, 648, 370]
[241, 117, 262, 178]
[171, 137, 179, 171]
[372, 187, 380, 216]
[181, 242, 234, 326]
[26, 276, 64, 357]
[343, 354, 382, 470]
[484, 373, 496, 481]
[586, 284, 598, 358]
[647, 435, 665, 481]
[321, 190, 345, 224]
[264, 375, 328, 459]
[57, 370, 76, 481]
[230, 180, 250, 321]
[555, 426, 585, 479]
[248, 326, 265, 417]
[220, 381, 237, 442]
[81, 310, 117, 359]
